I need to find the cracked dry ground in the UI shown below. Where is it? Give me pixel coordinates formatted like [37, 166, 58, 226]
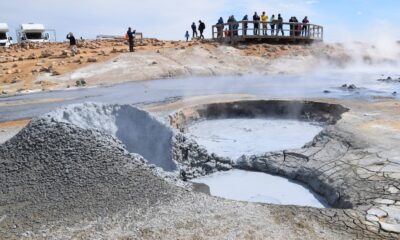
[232, 99, 400, 239]
[143, 98, 400, 239]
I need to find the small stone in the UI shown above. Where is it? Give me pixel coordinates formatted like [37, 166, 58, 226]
[87, 58, 97, 63]
[151, 61, 157, 65]
[323, 90, 331, 94]
[51, 71, 61, 76]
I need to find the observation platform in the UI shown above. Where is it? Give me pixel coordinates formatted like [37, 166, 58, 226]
[212, 21, 323, 44]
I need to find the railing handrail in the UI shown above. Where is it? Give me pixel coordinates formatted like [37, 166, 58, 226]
[213, 21, 322, 28]
[211, 20, 324, 42]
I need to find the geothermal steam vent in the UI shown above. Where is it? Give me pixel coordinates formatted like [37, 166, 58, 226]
[45, 103, 177, 171]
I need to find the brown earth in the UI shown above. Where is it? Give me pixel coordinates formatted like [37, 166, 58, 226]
[0, 39, 347, 96]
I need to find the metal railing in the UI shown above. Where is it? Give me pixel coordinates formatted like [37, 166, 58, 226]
[212, 21, 323, 42]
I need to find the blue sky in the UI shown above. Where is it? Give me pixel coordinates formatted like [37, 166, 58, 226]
[1, 0, 399, 42]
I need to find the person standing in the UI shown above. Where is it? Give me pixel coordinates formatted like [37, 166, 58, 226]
[302, 16, 309, 36]
[198, 20, 206, 39]
[294, 17, 301, 36]
[126, 27, 136, 52]
[253, 12, 260, 35]
[242, 15, 249, 36]
[261, 12, 268, 35]
[217, 17, 224, 38]
[270, 14, 276, 36]
[289, 17, 295, 36]
[277, 14, 284, 36]
[191, 22, 198, 39]
[185, 31, 190, 41]
[66, 32, 77, 56]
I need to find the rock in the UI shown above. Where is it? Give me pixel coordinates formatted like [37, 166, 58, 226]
[27, 53, 37, 59]
[323, 90, 331, 94]
[11, 77, 21, 84]
[75, 78, 87, 87]
[87, 58, 97, 63]
[348, 84, 357, 90]
[151, 61, 158, 65]
[51, 71, 61, 76]
[341, 84, 347, 88]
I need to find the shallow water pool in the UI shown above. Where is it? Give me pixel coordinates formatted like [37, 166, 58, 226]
[187, 118, 323, 160]
[192, 170, 329, 208]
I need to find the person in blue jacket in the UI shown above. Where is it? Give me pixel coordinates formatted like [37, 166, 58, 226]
[185, 31, 190, 41]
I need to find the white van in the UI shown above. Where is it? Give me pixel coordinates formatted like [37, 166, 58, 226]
[16, 23, 55, 43]
[0, 23, 13, 47]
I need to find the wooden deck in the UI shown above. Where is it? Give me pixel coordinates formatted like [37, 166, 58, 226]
[212, 21, 323, 44]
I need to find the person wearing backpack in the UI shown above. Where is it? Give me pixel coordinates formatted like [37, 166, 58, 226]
[198, 20, 206, 39]
[66, 32, 77, 56]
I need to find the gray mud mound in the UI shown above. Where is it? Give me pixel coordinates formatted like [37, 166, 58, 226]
[0, 107, 180, 238]
[42, 103, 176, 171]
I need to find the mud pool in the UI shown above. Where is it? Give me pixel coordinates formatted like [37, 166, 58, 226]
[187, 118, 323, 160]
[192, 170, 329, 208]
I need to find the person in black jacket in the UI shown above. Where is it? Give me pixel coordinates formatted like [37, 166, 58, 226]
[126, 27, 136, 52]
[242, 15, 248, 36]
[191, 22, 198, 39]
[198, 20, 206, 39]
[216, 17, 224, 38]
[66, 32, 77, 56]
[253, 12, 260, 35]
[276, 14, 284, 36]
